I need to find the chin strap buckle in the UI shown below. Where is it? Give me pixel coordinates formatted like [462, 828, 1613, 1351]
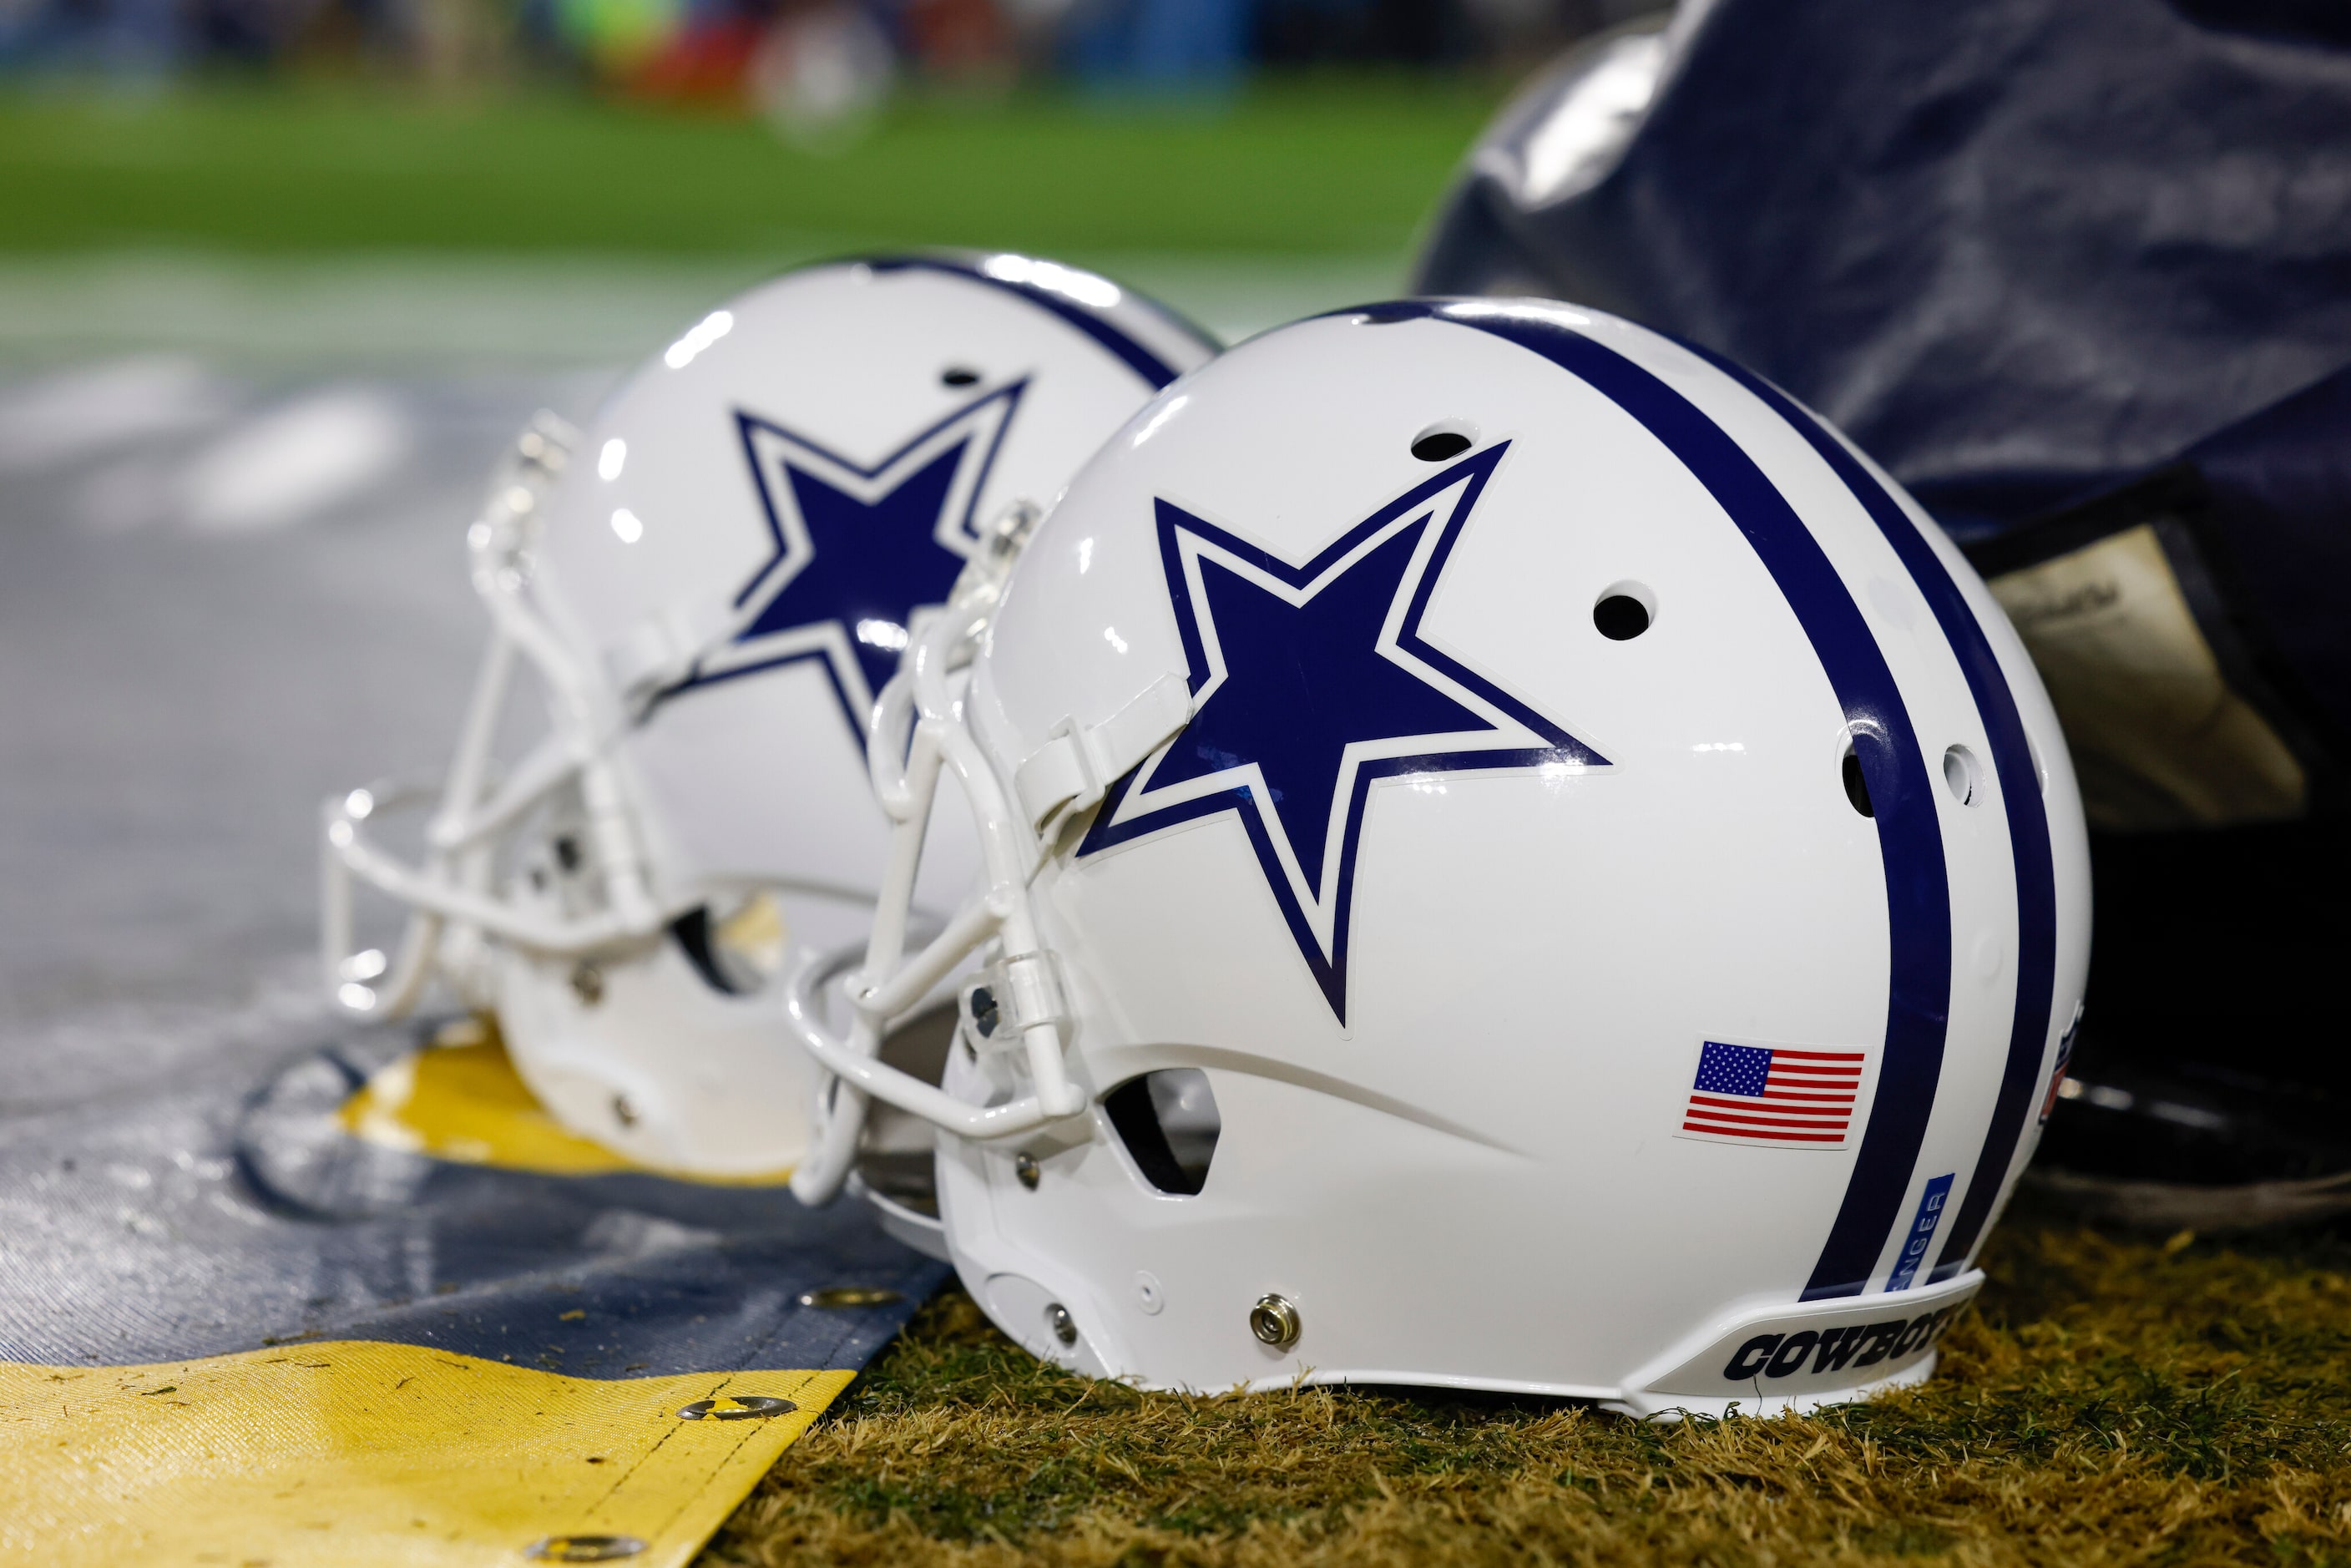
[601, 594, 738, 710]
[1013, 673, 1195, 837]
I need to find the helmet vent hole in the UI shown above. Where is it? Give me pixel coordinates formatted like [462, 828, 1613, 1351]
[1943, 744, 1983, 807]
[1593, 595, 1649, 640]
[1592, 579, 1656, 641]
[940, 367, 981, 387]
[1104, 1069, 1220, 1196]
[1410, 423, 1474, 463]
[1842, 743, 1875, 818]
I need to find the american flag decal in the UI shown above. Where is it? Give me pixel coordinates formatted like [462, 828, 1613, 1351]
[1676, 1040, 1867, 1148]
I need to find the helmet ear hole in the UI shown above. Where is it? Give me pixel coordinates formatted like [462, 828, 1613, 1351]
[1103, 1069, 1221, 1196]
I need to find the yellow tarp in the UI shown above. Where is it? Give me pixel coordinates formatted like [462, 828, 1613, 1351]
[0, 1342, 853, 1566]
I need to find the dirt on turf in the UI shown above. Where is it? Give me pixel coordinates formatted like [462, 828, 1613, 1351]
[703, 1197, 2351, 1565]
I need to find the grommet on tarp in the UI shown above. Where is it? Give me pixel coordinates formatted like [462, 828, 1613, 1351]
[798, 1286, 905, 1309]
[675, 1394, 796, 1421]
[527, 1535, 645, 1561]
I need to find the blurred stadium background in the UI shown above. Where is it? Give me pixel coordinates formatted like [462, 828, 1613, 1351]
[0, 3, 1651, 1043]
[0, 0, 1666, 365]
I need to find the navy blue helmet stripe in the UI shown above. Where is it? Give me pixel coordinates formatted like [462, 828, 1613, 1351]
[1689, 351, 2062, 1284]
[1414, 302, 1954, 1300]
[866, 255, 1193, 391]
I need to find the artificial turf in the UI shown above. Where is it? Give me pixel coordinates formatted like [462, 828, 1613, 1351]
[0, 78, 1498, 260]
[706, 1198, 2351, 1565]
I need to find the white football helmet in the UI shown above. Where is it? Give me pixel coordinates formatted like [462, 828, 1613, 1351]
[788, 297, 2091, 1414]
[321, 253, 1217, 1179]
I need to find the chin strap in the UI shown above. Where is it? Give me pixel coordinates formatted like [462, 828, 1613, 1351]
[1013, 673, 1195, 838]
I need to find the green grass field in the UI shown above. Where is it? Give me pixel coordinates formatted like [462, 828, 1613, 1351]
[0, 78, 1497, 260]
[712, 1201, 2351, 1565]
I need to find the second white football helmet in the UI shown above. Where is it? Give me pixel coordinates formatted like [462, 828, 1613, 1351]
[321, 252, 1216, 1178]
[791, 297, 2091, 1414]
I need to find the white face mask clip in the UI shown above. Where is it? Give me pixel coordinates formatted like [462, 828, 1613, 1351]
[319, 412, 681, 1021]
[958, 951, 1070, 1056]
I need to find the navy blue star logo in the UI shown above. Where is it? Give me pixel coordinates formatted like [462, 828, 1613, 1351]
[1078, 443, 1609, 1023]
[669, 381, 1024, 733]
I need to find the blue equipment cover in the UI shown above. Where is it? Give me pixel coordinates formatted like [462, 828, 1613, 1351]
[1418, 0, 2351, 832]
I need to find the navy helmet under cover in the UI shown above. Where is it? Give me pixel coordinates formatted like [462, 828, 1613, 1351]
[1418, 0, 2351, 834]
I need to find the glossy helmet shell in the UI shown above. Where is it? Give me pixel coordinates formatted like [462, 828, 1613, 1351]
[345, 254, 1216, 1178]
[936, 298, 2088, 1413]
